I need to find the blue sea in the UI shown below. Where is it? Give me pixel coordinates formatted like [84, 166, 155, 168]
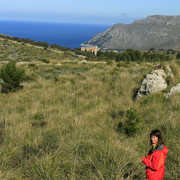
[0, 20, 110, 49]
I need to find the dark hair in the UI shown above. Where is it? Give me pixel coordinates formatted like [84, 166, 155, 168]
[150, 129, 164, 146]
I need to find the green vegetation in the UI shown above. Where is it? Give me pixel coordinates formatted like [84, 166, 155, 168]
[0, 34, 72, 52]
[116, 48, 173, 62]
[74, 47, 177, 63]
[0, 36, 179, 179]
[0, 33, 178, 63]
[176, 52, 180, 59]
[50, 44, 71, 51]
[118, 108, 141, 137]
[0, 34, 50, 49]
[40, 58, 50, 64]
[0, 61, 25, 93]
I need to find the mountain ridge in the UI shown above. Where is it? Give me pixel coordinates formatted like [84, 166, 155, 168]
[82, 15, 180, 50]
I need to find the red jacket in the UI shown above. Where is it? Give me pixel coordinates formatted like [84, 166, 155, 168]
[142, 144, 168, 180]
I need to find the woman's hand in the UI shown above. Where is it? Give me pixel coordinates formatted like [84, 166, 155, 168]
[142, 156, 148, 165]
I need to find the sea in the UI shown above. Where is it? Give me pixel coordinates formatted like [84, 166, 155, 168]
[0, 20, 110, 49]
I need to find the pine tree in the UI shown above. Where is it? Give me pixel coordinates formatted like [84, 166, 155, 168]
[0, 61, 25, 93]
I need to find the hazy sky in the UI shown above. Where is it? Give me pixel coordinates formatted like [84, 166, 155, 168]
[0, 0, 179, 24]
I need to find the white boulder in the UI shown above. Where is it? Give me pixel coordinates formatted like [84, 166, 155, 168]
[165, 83, 180, 98]
[78, 60, 88, 64]
[136, 69, 167, 99]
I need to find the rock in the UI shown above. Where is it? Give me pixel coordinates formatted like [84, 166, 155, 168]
[0, 61, 9, 64]
[7, 53, 18, 60]
[166, 65, 174, 78]
[165, 83, 180, 98]
[78, 60, 88, 64]
[136, 69, 167, 99]
[17, 62, 30, 65]
[93, 61, 106, 64]
[83, 15, 180, 50]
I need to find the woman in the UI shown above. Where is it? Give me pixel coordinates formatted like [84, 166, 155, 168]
[142, 129, 168, 180]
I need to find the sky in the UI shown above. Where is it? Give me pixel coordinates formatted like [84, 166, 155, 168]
[0, 0, 180, 25]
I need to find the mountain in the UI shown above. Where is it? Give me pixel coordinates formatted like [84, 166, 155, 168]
[82, 15, 180, 50]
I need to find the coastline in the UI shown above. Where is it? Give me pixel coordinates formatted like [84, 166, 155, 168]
[0, 20, 110, 49]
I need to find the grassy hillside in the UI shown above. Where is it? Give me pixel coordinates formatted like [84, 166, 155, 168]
[0, 38, 180, 179]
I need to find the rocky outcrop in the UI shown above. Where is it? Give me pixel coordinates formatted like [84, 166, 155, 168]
[0, 61, 9, 64]
[78, 60, 88, 64]
[165, 83, 180, 98]
[55, 63, 62, 66]
[83, 15, 180, 50]
[16, 62, 30, 65]
[136, 69, 167, 99]
[166, 65, 174, 78]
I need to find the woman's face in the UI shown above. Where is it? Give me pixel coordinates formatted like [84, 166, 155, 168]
[151, 136, 158, 144]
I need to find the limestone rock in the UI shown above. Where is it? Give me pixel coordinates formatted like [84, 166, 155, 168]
[165, 83, 180, 98]
[78, 60, 88, 64]
[17, 62, 30, 65]
[93, 61, 106, 64]
[55, 63, 62, 66]
[0, 61, 9, 64]
[136, 69, 167, 99]
[166, 65, 174, 78]
[83, 15, 180, 50]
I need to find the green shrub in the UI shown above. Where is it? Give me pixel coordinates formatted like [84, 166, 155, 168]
[124, 108, 141, 136]
[176, 52, 180, 59]
[116, 52, 130, 62]
[40, 59, 50, 64]
[118, 108, 141, 137]
[0, 61, 25, 93]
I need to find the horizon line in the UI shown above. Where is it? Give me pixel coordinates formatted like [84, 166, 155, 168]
[0, 18, 114, 26]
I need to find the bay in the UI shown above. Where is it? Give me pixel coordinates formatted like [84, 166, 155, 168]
[0, 20, 110, 49]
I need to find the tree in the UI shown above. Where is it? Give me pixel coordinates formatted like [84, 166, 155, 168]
[43, 42, 49, 50]
[142, 52, 150, 61]
[0, 61, 25, 93]
[126, 49, 135, 61]
[121, 53, 131, 62]
[116, 53, 122, 62]
[149, 48, 155, 51]
[134, 50, 142, 61]
[116, 52, 130, 62]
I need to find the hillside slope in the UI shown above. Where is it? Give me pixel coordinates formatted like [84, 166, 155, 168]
[0, 36, 179, 179]
[82, 15, 180, 50]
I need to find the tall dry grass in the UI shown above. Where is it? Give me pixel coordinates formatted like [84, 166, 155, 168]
[0, 60, 179, 179]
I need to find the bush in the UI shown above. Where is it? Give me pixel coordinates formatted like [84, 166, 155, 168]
[118, 108, 141, 137]
[176, 52, 180, 59]
[40, 59, 50, 64]
[116, 49, 142, 62]
[124, 108, 141, 136]
[0, 61, 25, 93]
